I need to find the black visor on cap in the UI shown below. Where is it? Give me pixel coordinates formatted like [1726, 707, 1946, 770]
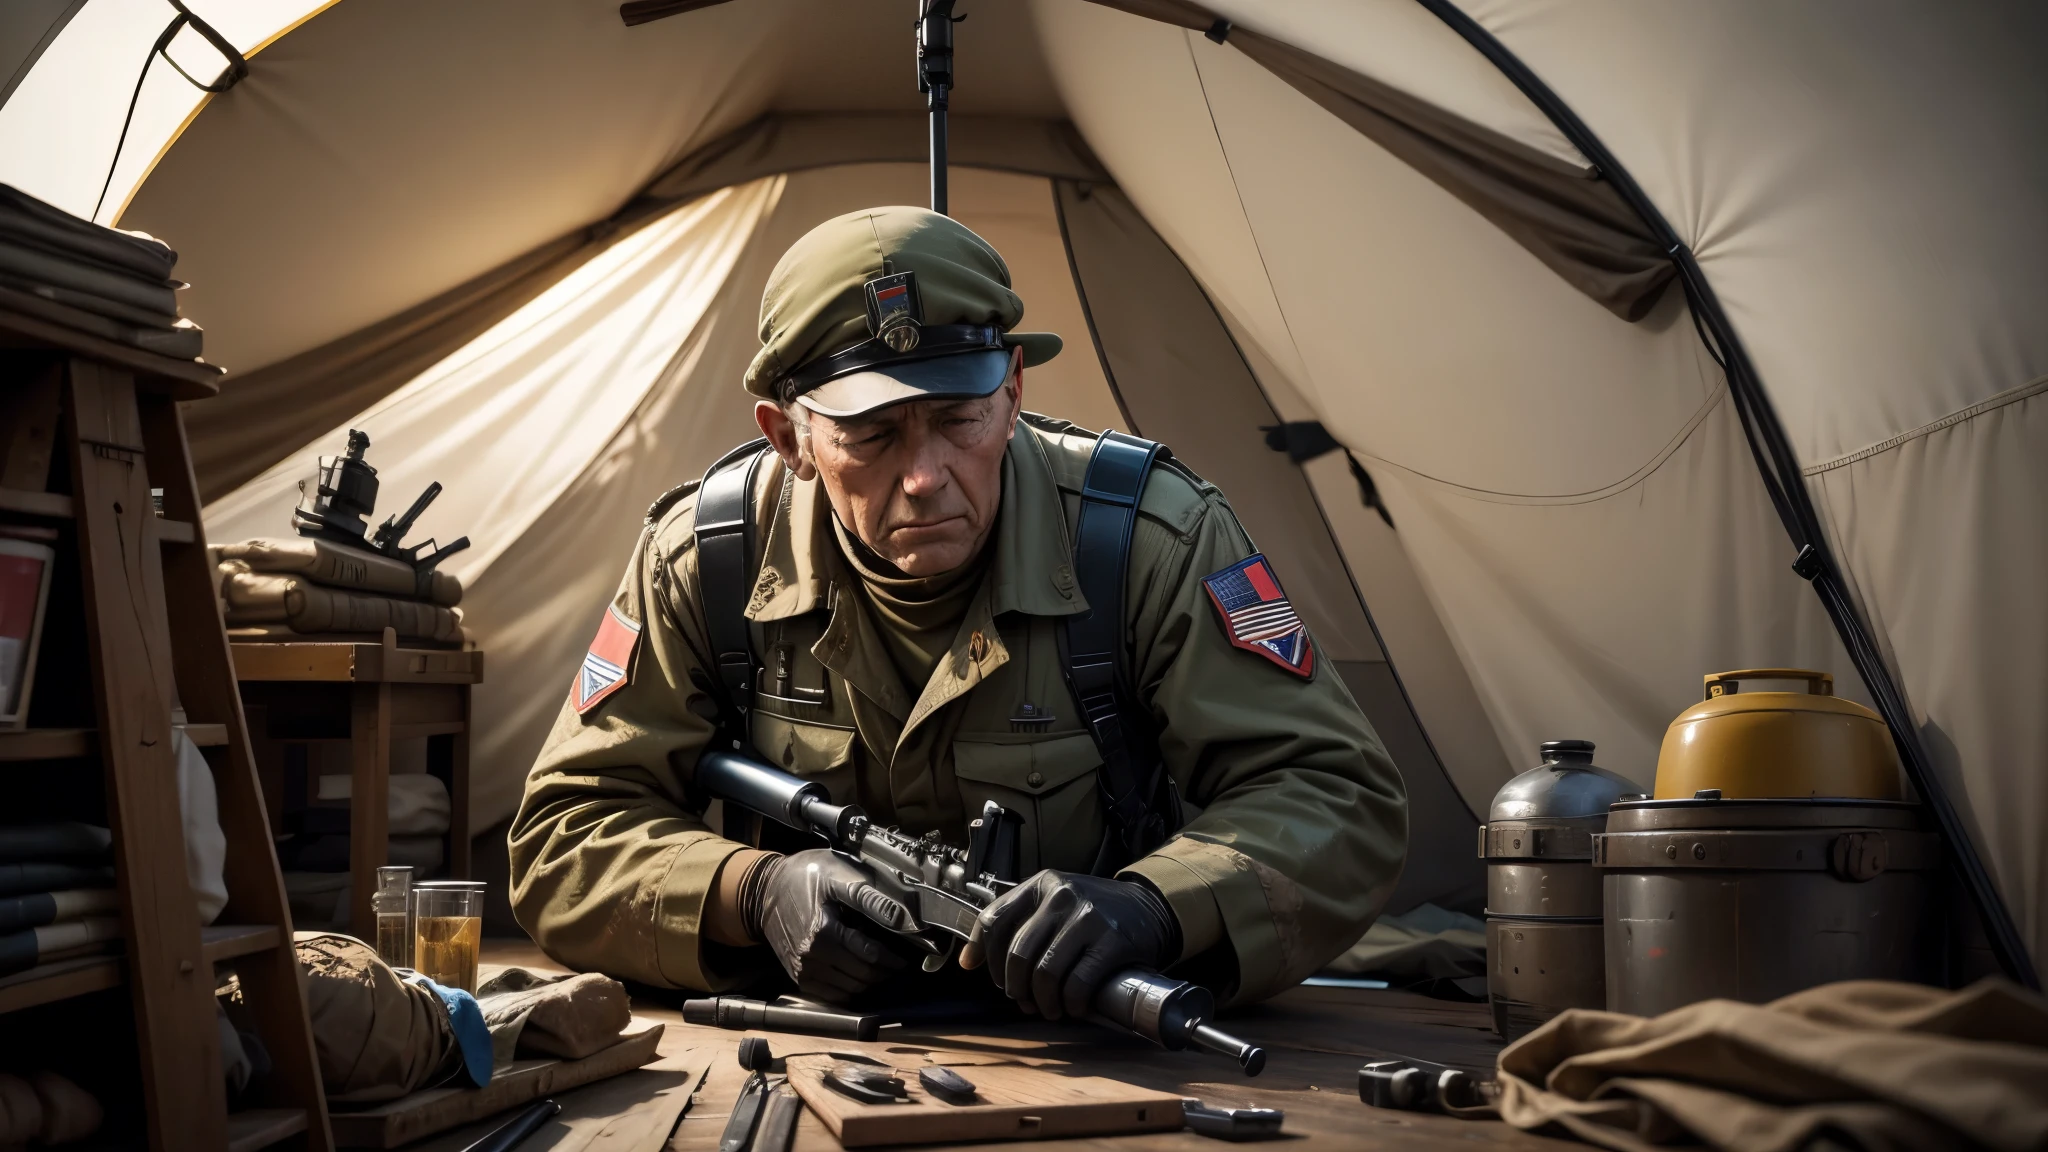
[795, 348, 1012, 419]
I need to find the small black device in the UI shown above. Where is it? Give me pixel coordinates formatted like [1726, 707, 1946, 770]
[823, 1065, 907, 1105]
[291, 428, 471, 574]
[917, 1065, 978, 1105]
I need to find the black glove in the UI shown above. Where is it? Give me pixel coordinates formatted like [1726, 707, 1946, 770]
[961, 870, 1182, 1021]
[744, 850, 917, 1002]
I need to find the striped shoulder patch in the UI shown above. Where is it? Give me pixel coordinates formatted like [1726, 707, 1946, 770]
[1202, 553, 1313, 678]
[572, 605, 641, 714]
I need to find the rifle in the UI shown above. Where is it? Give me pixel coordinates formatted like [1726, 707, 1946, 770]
[695, 749, 1267, 1075]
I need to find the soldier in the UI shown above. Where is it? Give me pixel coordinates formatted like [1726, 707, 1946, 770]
[509, 206, 1407, 1019]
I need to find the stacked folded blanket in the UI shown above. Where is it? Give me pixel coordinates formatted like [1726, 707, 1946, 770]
[218, 536, 464, 642]
[0, 184, 203, 359]
[0, 824, 120, 978]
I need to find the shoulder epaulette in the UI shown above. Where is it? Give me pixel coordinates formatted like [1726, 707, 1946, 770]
[645, 478, 702, 525]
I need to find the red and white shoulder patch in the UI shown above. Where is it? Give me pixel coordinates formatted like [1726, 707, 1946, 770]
[572, 605, 642, 714]
[1202, 553, 1314, 678]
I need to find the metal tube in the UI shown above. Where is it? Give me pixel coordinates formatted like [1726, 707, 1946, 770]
[930, 99, 948, 215]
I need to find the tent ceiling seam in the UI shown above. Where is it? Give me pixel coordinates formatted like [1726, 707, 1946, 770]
[1349, 381, 1728, 507]
[1801, 373, 2048, 476]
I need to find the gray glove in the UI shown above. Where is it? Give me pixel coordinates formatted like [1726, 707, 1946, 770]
[962, 870, 1182, 1020]
[744, 850, 917, 1002]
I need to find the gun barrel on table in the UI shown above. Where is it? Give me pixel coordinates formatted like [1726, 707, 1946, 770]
[695, 749, 1266, 1075]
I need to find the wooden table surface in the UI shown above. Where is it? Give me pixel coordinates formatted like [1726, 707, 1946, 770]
[475, 941, 1576, 1152]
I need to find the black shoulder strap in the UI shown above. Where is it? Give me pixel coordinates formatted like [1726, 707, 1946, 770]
[1061, 430, 1181, 873]
[693, 438, 770, 754]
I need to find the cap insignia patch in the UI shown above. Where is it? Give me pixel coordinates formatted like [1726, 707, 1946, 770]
[864, 271, 922, 352]
[1202, 553, 1313, 678]
[573, 604, 641, 714]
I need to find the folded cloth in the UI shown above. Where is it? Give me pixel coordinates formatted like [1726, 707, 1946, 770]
[0, 888, 119, 935]
[222, 571, 463, 641]
[0, 916, 122, 977]
[0, 281, 202, 357]
[0, 183, 177, 280]
[295, 931, 474, 1102]
[1488, 978, 2048, 1152]
[218, 538, 462, 605]
[0, 1070, 102, 1147]
[0, 239, 177, 317]
[1323, 903, 1487, 997]
[314, 773, 451, 836]
[0, 823, 111, 863]
[476, 968, 632, 1061]
[0, 863, 112, 900]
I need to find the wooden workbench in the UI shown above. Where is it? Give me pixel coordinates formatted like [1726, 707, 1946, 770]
[474, 942, 1574, 1151]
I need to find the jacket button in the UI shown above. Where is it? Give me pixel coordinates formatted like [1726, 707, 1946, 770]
[1053, 565, 1074, 597]
[1026, 771, 1045, 788]
[968, 631, 988, 661]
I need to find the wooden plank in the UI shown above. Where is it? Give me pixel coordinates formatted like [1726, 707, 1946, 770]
[183, 721, 229, 746]
[226, 1108, 308, 1152]
[348, 680, 391, 935]
[392, 721, 465, 740]
[0, 955, 122, 1014]
[0, 727, 92, 760]
[0, 291, 223, 396]
[785, 1054, 1184, 1147]
[154, 518, 195, 544]
[66, 359, 224, 1152]
[0, 360, 62, 491]
[330, 1020, 666, 1149]
[0, 487, 72, 518]
[233, 642, 361, 681]
[139, 390, 335, 1151]
[201, 924, 282, 964]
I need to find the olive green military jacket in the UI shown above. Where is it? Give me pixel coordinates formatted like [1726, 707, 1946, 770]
[509, 415, 1407, 1004]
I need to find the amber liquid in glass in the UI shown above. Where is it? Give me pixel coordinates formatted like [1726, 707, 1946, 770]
[414, 915, 481, 992]
[375, 912, 411, 969]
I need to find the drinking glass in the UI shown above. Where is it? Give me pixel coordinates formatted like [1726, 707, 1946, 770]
[411, 880, 485, 992]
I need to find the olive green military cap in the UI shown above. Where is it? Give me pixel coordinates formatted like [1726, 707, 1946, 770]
[746, 206, 1062, 418]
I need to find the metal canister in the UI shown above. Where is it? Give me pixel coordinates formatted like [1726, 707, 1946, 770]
[1596, 797, 1941, 1016]
[1479, 740, 1645, 1040]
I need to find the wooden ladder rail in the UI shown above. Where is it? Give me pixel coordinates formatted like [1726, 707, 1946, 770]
[64, 359, 332, 1151]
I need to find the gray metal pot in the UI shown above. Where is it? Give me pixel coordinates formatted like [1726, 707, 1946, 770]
[1596, 797, 1942, 1017]
[1480, 740, 1645, 1040]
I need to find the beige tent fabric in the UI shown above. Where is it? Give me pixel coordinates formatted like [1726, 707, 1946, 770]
[642, 113, 1109, 205]
[205, 180, 781, 583]
[1473, 1, 2048, 976]
[1083, 0, 1671, 321]
[1039, 3, 1860, 793]
[181, 112, 1108, 501]
[1488, 979, 2048, 1152]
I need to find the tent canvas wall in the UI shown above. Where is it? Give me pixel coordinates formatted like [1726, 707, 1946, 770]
[3, 0, 2041, 981]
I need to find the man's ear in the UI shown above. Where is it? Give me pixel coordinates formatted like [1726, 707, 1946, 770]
[754, 400, 816, 480]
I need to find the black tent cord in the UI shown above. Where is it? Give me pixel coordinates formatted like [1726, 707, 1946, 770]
[1414, 0, 2037, 989]
[91, 1, 247, 222]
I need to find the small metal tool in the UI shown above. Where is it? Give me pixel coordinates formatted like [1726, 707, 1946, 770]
[1181, 1101, 1285, 1142]
[460, 1098, 560, 1152]
[1358, 1058, 1492, 1112]
[686, 996, 883, 1041]
[824, 1064, 907, 1105]
[917, 1065, 978, 1105]
[751, 1083, 803, 1152]
[719, 1071, 770, 1152]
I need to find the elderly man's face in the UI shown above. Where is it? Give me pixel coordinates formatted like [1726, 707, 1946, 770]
[756, 352, 1023, 576]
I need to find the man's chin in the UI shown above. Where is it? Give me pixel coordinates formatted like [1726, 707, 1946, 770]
[879, 530, 981, 576]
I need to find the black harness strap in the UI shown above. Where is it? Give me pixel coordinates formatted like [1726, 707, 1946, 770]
[1062, 431, 1180, 873]
[694, 440, 770, 846]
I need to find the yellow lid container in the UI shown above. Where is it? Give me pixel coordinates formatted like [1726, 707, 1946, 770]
[1654, 669, 1902, 800]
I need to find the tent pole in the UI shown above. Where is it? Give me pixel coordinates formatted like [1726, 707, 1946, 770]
[1413, 0, 2038, 990]
[917, 0, 957, 215]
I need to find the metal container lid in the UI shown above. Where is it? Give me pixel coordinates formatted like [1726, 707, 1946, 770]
[1488, 740, 1647, 822]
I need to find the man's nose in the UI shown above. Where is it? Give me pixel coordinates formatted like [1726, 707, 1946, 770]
[900, 441, 948, 497]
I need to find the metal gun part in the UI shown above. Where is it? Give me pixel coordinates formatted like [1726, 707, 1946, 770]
[372, 480, 442, 554]
[1357, 1058, 1493, 1112]
[1181, 1101, 1285, 1142]
[684, 996, 882, 1041]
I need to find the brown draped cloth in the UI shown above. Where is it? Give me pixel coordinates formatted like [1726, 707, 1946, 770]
[1475, 979, 2048, 1152]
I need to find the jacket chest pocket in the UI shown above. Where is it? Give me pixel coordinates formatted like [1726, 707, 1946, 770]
[951, 732, 1103, 877]
[752, 712, 857, 804]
